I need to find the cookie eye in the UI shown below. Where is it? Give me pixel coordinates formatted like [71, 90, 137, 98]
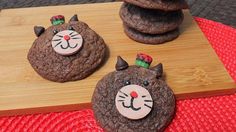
[143, 81, 149, 86]
[68, 26, 74, 30]
[124, 80, 131, 85]
[53, 30, 58, 35]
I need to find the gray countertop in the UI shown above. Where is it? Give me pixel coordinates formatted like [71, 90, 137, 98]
[0, 0, 235, 28]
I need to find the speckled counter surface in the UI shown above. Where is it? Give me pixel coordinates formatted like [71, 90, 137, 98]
[0, 0, 235, 28]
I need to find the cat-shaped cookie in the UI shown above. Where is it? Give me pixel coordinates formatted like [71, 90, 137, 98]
[28, 15, 107, 82]
[92, 55, 175, 132]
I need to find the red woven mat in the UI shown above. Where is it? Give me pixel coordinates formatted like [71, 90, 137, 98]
[0, 17, 236, 131]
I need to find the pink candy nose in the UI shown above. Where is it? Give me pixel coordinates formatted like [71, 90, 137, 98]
[64, 35, 70, 41]
[130, 91, 138, 98]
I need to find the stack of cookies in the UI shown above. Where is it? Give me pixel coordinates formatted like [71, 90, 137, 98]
[119, 0, 188, 44]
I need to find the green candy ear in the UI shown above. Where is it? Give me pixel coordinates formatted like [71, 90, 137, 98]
[151, 63, 163, 78]
[52, 20, 64, 25]
[135, 59, 150, 69]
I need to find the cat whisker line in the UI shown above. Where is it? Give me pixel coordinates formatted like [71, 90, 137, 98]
[144, 100, 152, 102]
[72, 37, 81, 39]
[142, 95, 147, 98]
[119, 95, 126, 99]
[52, 39, 62, 41]
[56, 35, 63, 38]
[54, 41, 62, 47]
[70, 34, 79, 37]
[69, 31, 75, 35]
[144, 104, 152, 109]
[119, 91, 128, 97]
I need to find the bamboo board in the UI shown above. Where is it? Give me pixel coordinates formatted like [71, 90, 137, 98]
[0, 2, 235, 117]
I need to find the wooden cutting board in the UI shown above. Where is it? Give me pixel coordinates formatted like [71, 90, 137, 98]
[0, 2, 235, 117]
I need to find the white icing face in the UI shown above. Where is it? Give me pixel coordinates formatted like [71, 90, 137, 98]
[51, 30, 83, 56]
[115, 84, 153, 120]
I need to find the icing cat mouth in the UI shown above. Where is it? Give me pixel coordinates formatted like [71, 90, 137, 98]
[60, 40, 78, 49]
[122, 97, 141, 111]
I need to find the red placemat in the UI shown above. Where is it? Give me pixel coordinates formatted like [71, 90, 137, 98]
[0, 17, 235, 131]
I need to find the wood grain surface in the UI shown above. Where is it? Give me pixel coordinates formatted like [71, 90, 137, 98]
[0, 2, 235, 116]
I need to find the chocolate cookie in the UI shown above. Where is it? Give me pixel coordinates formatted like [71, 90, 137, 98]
[120, 3, 184, 34]
[27, 15, 107, 82]
[92, 54, 176, 132]
[123, 0, 188, 11]
[124, 24, 179, 44]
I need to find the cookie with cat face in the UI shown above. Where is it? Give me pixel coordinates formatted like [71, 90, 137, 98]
[92, 54, 176, 132]
[27, 15, 107, 82]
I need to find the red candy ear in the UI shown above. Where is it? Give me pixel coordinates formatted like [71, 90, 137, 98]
[34, 26, 45, 37]
[137, 53, 153, 64]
